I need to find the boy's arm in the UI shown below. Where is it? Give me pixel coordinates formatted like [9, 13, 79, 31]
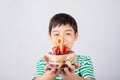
[63, 73, 93, 80]
[59, 66, 93, 80]
[33, 56, 59, 80]
[68, 75, 93, 80]
[34, 75, 55, 80]
[34, 69, 57, 80]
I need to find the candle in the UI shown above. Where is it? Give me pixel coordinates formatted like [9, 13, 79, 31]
[57, 37, 63, 52]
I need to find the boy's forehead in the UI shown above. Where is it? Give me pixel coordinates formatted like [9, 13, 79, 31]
[51, 28, 74, 33]
[51, 24, 74, 32]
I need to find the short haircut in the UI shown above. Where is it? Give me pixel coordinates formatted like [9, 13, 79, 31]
[49, 13, 78, 35]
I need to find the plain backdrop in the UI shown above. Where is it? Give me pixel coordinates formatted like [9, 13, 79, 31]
[0, 0, 120, 80]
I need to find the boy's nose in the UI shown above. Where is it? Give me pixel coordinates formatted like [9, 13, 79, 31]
[59, 33, 63, 36]
[59, 33, 65, 38]
[59, 33, 67, 44]
[60, 36, 65, 39]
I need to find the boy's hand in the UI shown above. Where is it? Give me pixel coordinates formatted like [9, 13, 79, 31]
[43, 55, 59, 78]
[58, 63, 80, 79]
[44, 63, 59, 78]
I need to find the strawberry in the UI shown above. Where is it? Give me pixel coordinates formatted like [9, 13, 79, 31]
[52, 47, 60, 55]
[60, 46, 69, 55]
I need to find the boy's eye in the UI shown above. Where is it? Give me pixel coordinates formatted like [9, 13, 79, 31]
[54, 34, 59, 36]
[66, 33, 71, 35]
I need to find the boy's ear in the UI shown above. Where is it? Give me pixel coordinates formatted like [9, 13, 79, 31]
[48, 33, 51, 40]
[75, 32, 79, 41]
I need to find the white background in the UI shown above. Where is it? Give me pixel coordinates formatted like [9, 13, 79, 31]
[0, 0, 120, 80]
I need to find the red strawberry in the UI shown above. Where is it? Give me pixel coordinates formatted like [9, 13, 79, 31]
[52, 47, 60, 55]
[60, 46, 69, 55]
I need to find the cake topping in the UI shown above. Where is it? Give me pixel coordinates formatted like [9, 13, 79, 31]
[57, 37, 63, 52]
[52, 37, 70, 55]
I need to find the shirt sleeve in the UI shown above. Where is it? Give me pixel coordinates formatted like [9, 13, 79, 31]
[33, 57, 46, 79]
[77, 55, 96, 80]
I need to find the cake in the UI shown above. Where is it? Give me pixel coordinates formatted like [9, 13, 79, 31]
[48, 37, 76, 68]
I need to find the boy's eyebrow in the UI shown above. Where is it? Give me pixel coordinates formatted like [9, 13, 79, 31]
[65, 30, 73, 32]
[52, 30, 59, 33]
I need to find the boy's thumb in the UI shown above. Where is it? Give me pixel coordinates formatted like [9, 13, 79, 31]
[43, 55, 49, 63]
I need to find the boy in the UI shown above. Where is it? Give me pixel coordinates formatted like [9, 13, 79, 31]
[33, 13, 95, 80]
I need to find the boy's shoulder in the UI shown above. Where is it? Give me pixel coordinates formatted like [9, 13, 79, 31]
[76, 55, 92, 63]
[36, 57, 46, 64]
[76, 55, 91, 60]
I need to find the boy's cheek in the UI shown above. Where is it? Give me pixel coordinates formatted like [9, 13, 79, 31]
[52, 42, 58, 47]
[50, 39, 56, 45]
[68, 44, 74, 49]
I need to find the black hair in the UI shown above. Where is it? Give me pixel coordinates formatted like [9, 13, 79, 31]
[49, 13, 78, 35]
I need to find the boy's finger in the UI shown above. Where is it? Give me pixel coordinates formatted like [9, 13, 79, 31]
[44, 63, 52, 71]
[75, 63, 80, 69]
[43, 55, 49, 62]
[44, 66, 47, 71]
[45, 64, 58, 71]
[51, 67, 57, 73]
[44, 64, 50, 71]
[70, 66, 75, 73]
[64, 67, 70, 75]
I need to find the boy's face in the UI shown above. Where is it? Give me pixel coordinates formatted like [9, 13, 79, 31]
[48, 24, 78, 49]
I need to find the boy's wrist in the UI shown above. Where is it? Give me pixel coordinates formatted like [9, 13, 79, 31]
[62, 73, 76, 80]
[44, 71, 57, 79]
